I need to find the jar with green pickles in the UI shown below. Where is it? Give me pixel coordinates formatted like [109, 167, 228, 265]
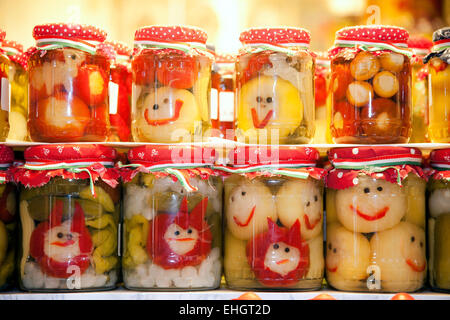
[221, 146, 326, 290]
[0, 30, 10, 141]
[14, 144, 121, 292]
[0, 146, 17, 291]
[2, 41, 29, 142]
[427, 149, 450, 292]
[121, 145, 222, 290]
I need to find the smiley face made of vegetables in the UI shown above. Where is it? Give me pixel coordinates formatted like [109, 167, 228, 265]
[147, 197, 211, 269]
[335, 176, 406, 233]
[225, 179, 277, 241]
[370, 221, 426, 292]
[29, 200, 93, 279]
[136, 86, 201, 143]
[246, 218, 309, 287]
[276, 179, 323, 240]
[238, 75, 303, 143]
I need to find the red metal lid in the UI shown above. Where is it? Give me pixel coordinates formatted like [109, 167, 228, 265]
[0, 29, 5, 42]
[105, 40, 132, 57]
[408, 35, 433, 50]
[0, 146, 14, 164]
[228, 146, 319, 166]
[128, 145, 217, 165]
[239, 27, 311, 45]
[335, 25, 409, 44]
[33, 23, 107, 42]
[329, 146, 422, 168]
[134, 25, 208, 44]
[25, 144, 117, 162]
[2, 40, 23, 54]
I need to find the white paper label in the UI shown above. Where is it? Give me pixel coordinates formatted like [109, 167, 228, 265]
[210, 88, 218, 120]
[219, 91, 234, 122]
[1, 78, 10, 112]
[108, 81, 119, 115]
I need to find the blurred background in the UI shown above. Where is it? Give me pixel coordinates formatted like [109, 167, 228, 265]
[0, 0, 448, 53]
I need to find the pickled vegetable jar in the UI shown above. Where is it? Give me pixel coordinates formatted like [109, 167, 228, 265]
[424, 28, 450, 142]
[132, 26, 213, 143]
[121, 145, 222, 290]
[236, 28, 315, 145]
[105, 41, 132, 142]
[313, 52, 330, 144]
[326, 147, 426, 292]
[408, 36, 432, 143]
[211, 53, 235, 139]
[0, 30, 9, 141]
[0, 146, 17, 290]
[14, 145, 121, 292]
[28, 23, 110, 142]
[329, 26, 412, 144]
[427, 149, 450, 292]
[3, 40, 29, 142]
[222, 146, 326, 290]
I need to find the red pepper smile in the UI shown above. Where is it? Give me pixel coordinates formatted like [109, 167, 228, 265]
[51, 240, 75, 247]
[233, 206, 256, 227]
[406, 259, 426, 272]
[350, 205, 389, 221]
[144, 99, 184, 126]
[251, 108, 273, 129]
[326, 265, 338, 273]
[167, 237, 195, 242]
[304, 213, 321, 230]
[276, 259, 289, 265]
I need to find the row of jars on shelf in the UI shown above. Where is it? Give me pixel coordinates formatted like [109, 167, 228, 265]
[2, 23, 450, 145]
[0, 144, 448, 293]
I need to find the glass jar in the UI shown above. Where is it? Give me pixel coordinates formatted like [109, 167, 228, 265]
[236, 27, 315, 145]
[14, 145, 121, 292]
[222, 146, 326, 290]
[408, 36, 432, 143]
[425, 28, 450, 142]
[3, 41, 29, 142]
[0, 30, 9, 141]
[427, 149, 450, 292]
[28, 23, 110, 142]
[0, 146, 17, 291]
[329, 26, 412, 144]
[313, 52, 331, 144]
[121, 145, 222, 290]
[326, 147, 426, 292]
[105, 41, 132, 142]
[132, 26, 212, 143]
[211, 53, 235, 139]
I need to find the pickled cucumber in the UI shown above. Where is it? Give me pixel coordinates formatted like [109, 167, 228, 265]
[80, 186, 115, 212]
[325, 189, 338, 224]
[0, 221, 7, 266]
[0, 250, 14, 288]
[403, 174, 426, 228]
[434, 214, 450, 289]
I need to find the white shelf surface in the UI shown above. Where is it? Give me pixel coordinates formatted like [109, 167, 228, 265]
[0, 287, 448, 300]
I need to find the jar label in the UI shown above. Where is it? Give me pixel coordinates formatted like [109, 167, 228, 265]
[108, 81, 119, 115]
[210, 88, 218, 120]
[219, 91, 234, 122]
[1, 78, 10, 112]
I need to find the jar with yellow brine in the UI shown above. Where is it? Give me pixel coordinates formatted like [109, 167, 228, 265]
[329, 26, 412, 144]
[0, 30, 10, 141]
[132, 26, 213, 143]
[326, 147, 426, 292]
[236, 28, 315, 145]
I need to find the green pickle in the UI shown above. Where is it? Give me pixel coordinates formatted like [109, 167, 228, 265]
[433, 214, 450, 290]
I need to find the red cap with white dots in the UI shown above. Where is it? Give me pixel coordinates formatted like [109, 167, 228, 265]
[326, 147, 425, 190]
[33, 23, 107, 55]
[2, 40, 23, 56]
[105, 40, 132, 62]
[240, 27, 311, 46]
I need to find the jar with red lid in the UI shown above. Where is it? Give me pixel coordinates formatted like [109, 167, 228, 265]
[424, 28, 450, 142]
[326, 147, 426, 292]
[0, 146, 17, 291]
[28, 23, 110, 142]
[0, 30, 9, 141]
[121, 145, 222, 290]
[313, 52, 331, 144]
[427, 149, 450, 292]
[211, 53, 235, 139]
[221, 146, 326, 290]
[236, 27, 315, 145]
[14, 145, 121, 292]
[132, 26, 213, 143]
[103, 41, 132, 142]
[328, 26, 412, 144]
[408, 36, 432, 143]
[3, 41, 30, 141]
